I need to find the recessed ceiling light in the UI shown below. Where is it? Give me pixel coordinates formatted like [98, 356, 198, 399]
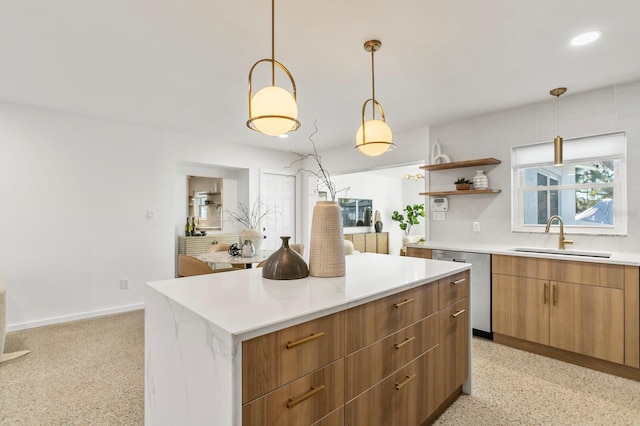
[570, 30, 602, 46]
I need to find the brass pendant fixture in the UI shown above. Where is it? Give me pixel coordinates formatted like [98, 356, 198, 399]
[355, 40, 395, 156]
[550, 87, 567, 165]
[247, 0, 300, 136]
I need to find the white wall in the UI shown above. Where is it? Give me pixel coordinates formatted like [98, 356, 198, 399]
[306, 126, 430, 253]
[0, 102, 297, 330]
[428, 80, 640, 253]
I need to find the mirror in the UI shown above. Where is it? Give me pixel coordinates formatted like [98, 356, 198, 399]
[339, 198, 373, 227]
[188, 176, 223, 230]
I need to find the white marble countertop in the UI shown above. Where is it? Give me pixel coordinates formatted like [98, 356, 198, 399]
[406, 240, 640, 266]
[146, 253, 470, 341]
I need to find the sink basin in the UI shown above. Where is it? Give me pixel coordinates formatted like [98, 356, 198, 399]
[510, 247, 612, 258]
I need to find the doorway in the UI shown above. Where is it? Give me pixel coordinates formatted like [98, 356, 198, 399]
[261, 172, 297, 251]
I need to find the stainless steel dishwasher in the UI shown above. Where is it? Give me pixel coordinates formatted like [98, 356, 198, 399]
[432, 249, 492, 339]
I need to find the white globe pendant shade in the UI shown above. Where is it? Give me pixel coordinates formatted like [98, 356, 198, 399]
[355, 119, 394, 156]
[250, 86, 298, 136]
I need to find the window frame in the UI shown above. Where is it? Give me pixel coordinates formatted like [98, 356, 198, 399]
[511, 132, 627, 236]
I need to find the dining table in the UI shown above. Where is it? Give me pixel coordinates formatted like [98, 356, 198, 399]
[197, 250, 274, 269]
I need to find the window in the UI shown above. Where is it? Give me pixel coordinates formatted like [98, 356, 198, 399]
[512, 132, 626, 235]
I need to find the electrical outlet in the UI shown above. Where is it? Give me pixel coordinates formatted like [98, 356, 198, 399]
[473, 222, 480, 232]
[120, 279, 129, 290]
[146, 210, 154, 220]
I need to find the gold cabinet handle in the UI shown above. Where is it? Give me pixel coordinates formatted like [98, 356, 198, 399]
[394, 298, 415, 308]
[451, 309, 466, 318]
[395, 374, 416, 390]
[451, 278, 466, 285]
[286, 332, 325, 350]
[552, 284, 557, 306]
[394, 336, 416, 350]
[286, 385, 325, 408]
[544, 283, 548, 305]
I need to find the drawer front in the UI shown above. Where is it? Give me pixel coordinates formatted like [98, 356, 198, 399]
[438, 270, 469, 309]
[312, 407, 344, 426]
[243, 312, 345, 403]
[345, 283, 439, 353]
[344, 349, 438, 426]
[345, 313, 438, 400]
[243, 359, 344, 426]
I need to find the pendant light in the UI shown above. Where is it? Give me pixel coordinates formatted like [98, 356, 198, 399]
[550, 87, 567, 165]
[355, 40, 395, 156]
[247, 0, 300, 136]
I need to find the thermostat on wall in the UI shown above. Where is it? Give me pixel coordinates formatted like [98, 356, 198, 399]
[431, 197, 448, 212]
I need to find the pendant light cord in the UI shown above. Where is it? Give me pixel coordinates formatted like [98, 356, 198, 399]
[371, 47, 376, 120]
[271, 0, 275, 86]
[556, 94, 560, 137]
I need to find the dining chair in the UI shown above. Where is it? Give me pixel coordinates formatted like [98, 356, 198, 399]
[0, 274, 30, 363]
[290, 243, 304, 256]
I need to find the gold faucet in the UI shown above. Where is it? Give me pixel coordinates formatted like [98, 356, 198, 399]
[544, 215, 573, 250]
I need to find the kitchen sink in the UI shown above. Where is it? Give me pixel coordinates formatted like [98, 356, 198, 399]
[510, 247, 612, 258]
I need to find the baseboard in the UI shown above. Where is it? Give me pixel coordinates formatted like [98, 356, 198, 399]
[6, 303, 144, 332]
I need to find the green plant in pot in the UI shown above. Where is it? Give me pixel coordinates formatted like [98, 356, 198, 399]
[454, 177, 473, 190]
[391, 204, 425, 236]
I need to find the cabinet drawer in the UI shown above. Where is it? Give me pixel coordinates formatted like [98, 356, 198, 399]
[344, 349, 438, 426]
[312, 407, 344, 426]
[345, 283, 438, 353]
[439, 270, 469, 309]
[243, 359, 344, 426]
[345, 313, 439, 400]
[242, 312, 345, 403]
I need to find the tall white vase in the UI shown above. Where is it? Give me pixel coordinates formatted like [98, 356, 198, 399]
[309, 201, 345, 277]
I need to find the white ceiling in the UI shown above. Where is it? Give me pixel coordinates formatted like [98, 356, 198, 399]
[2, 0, 639, 153]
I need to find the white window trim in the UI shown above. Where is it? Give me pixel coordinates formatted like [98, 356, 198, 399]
[511, 132, 627, 236]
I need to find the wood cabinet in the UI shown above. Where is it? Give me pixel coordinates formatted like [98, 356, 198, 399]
[405, 246, 432, 259]
[492, 255, 627, 365]
[344, 232, 388, 254]
[242, 269, 470, 426]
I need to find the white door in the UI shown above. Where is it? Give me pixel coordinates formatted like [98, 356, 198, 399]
[261, 173, 296, 251]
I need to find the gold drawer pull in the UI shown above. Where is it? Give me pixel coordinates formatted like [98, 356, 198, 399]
[451, 278, 466, 285]
[552, 284, 557, 306]
[394, 298, 415, 308]
[286, 332, 325, 349]
[286, 385, 325, 408]
[544, 283, 548, 304]
[451, 309, 466, 318]
[394, 336, 416, 350]
[395, 374, 416, 390]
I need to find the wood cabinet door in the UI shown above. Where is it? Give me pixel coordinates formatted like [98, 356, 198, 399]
[491, 273, 511, 335]
[564, 282, 624, 363]
[510, 277, 549, 345]
[548, 281, 573, 352]
[365, 233, 377, 253]
[376, 232, 389, 254]
[439, 299, 469, 399]
[351, 234, 366, 253]
[405, 247, 431, 259]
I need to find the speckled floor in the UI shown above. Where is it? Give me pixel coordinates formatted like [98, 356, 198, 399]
[1, 312, 639, 425]
[435, 338, 640, 426]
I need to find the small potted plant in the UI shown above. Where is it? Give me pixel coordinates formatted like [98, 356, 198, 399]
[454, 177, 473, 190]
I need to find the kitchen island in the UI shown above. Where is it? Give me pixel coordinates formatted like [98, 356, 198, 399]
[145, 253, 471, 425]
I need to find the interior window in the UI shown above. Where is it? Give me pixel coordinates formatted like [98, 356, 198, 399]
[512, 132, 626, 235]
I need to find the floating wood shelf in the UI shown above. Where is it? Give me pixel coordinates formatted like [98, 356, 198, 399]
[420, 189, 502, 196]
[420, 158, 501, 171]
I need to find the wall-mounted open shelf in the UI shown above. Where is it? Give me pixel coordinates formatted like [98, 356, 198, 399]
[420, 157, 502, 196]
[420, 189, 502, 196]
[420, 157, 501, 171]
